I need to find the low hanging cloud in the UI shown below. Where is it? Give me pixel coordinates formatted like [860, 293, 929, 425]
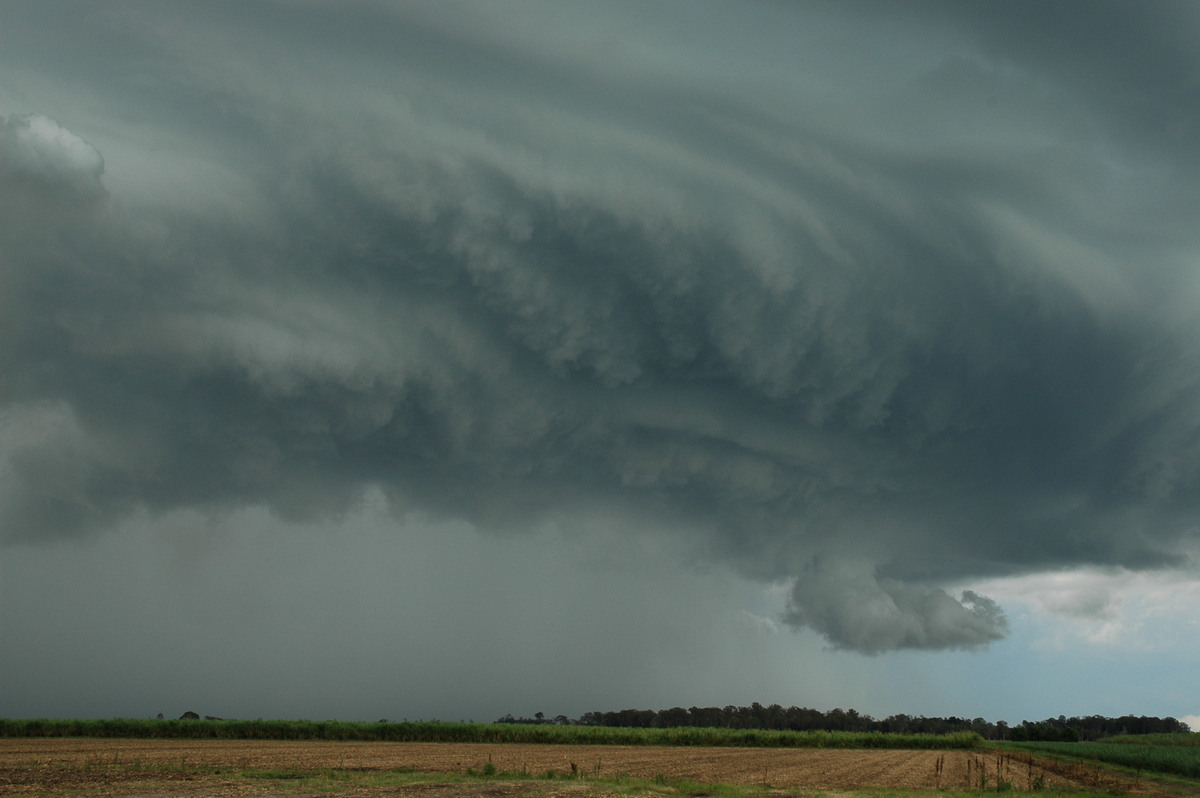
[2, 1, 1200, 654]
[785, 559, 1009, 654]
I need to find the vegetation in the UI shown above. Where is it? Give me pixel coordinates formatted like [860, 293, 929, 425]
[1007, 739, 1200, 780]
[1008, 722, 1081, 743]
[8, 723, 1198, 796]
[509, 704, 1189, 742]
[0, 717, 983, 749]
[1098, 732, 1200, 746]
[1006, 714, 1190, 742]
[1, 706, 1189, 750]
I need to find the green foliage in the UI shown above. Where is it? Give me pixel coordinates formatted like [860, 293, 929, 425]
[1008, 739, 1200, 779]
[570, 705, 1187, 740]
[1098, 732, 1200, 746]
[1009, 721, 1080, 743]
[0, 717, 983, 749]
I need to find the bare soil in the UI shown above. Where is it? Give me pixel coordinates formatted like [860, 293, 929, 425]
[0, 738, 1168, 796]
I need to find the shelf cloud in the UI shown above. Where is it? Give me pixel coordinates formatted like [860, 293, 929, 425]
[3, 0, 1200, 655]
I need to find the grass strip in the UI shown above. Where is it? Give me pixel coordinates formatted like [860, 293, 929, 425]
[0, 718, 983, 749]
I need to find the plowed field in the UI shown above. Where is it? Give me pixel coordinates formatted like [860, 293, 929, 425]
[0, 739, 1161, 796]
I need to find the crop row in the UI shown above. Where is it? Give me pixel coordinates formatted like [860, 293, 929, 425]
[1097, 732, 1200, 747]
[1009, 740, 1200, 779]
[0, 718, 983, 749]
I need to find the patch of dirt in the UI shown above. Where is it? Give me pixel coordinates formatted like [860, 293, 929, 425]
[0, 739, 1164, 796]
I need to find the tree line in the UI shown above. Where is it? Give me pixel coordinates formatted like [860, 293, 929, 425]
[497, 704, 1190, 741]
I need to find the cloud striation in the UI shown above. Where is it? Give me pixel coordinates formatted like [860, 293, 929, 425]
[2, 0, 1200, 653]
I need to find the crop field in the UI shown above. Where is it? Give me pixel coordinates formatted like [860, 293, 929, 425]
[0, 738, 1167, 797]
[0, 718, 982, 749]
[1009, 738, 1200, 779]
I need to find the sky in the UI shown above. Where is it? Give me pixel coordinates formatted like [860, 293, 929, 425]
[2, 0, 1200, 728]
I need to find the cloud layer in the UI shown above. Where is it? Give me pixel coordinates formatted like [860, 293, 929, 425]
[0, 114, 104, 195]
[3, 0, 1200, 654]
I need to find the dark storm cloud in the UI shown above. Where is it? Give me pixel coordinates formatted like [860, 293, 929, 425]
[2, 0, 1199, 653]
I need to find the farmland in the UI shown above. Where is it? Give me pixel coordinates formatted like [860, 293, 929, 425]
[1008, 734, 1200, 779]
[0, 737, 1178, 797]
[3, 720, 1198, 796]
[0, 718, 983, 749]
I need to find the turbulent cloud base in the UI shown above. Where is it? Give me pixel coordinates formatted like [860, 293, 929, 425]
[3, 0, 1200, 661]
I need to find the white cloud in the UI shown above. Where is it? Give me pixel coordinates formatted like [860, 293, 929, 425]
[965, 567, 1200, 651]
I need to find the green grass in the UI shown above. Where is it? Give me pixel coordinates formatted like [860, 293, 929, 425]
[1097, 732, 1200, 746]
[1007, 739, 1200, 779]
[0, 717, 983, 749]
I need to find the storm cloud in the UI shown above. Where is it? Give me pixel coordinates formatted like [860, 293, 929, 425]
[3, 0, 1200, 656]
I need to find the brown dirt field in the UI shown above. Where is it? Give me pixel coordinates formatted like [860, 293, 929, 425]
[0, 739, 1168, 796]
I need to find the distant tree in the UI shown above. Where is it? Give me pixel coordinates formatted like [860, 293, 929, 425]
[656, 707, 690, 728]
[1011, 720, 1080, 742]
[556, 704, 1177, 741]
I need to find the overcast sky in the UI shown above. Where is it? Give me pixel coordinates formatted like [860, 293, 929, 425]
[2, 0, 1200, 727]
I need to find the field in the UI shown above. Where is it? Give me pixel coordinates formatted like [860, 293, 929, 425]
[0, 738, 1175, 797]
[1009, 737, 1200, 778]
[0, 719, 983, 749]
